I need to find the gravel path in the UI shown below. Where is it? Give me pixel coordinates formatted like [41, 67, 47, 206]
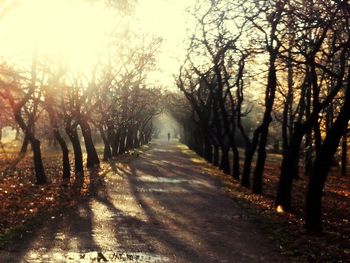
[0, 139, 287, 262]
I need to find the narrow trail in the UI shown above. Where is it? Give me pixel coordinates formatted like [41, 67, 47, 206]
[0, 140, 287, 262]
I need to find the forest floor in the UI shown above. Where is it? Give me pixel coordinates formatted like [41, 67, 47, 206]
[0, 139, 288, 262]
[0, 140, 349, 262]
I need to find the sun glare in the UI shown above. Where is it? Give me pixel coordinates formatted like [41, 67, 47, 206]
[134, 0, 194, 86]
[0, 0, 195, 85]
[0, 0, 116, 73]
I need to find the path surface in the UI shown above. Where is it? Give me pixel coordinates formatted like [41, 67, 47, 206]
[0, 140, 287, 262]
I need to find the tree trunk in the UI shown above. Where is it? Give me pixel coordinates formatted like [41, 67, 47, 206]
[133, 128, 140, 148]
[303, 80, 312, 177]
[282, 37, 294, 155]
[14, 111, 47, 184]
[125, 127, 134, 151]
[99, 126, 112, 161]
[252, 123, 270, 194]
[46, 98, 71, 180]
[111, 129, 120, 156]
[66, 124, 84, 173]
[79, 118, 100, 168]
[187, 124, 196, 150]
[220, 145, 230, 175]
[313, 119, 322, 157]
[276, 123, 305, 211]
[19, 131, 30, 157]
[304, 130, 313, 177]
[53, 129, 70, 180]
[193, 128, 204, 157]
[282, 100, 289, 156]
[139, 131, 145, 146]
[341, 130, 347, 176]
[213, 144, 219, 167]
[231, 144, 240, 180]
[145, 129, 152, 143]
[240, 126, 261, 188]
[31, 139, 47, 184]
[252, 50, 277, 194]
[203, 136, 213, 163]
[230, 119, 240, 180]
[118, 128, 126, 154]
[241, 146, 253, 188]
[145, 123, 153, 143]
[305, 92, 350, 232]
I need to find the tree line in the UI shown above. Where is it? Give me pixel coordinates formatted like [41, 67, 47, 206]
[0, 31, 162, 185]
[171, 0, 350, 233]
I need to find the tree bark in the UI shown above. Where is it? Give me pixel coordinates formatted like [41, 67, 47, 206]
[133, 128, 140, 148]
[118, 128, 127, 154]
[219, 145, 230, 174]
[66, 123, 84, 173]
[252, 122, 270, 194]
[45, 98, 71, 180]
[31, 139, 47, 184]
[99, 126, 112, 161]
[341, 129, 347, 176]
[53, 129, 70, 180]
[203, 136, 213, 163]
[139, 131, 145, 146]
[79, 117, 100, 168]
[276, 123, 305, 211]
[304, 130, 313, 177]
[305, 88, 350, 232]
[252, 49, 278, 194]
[19, 131, 30, 157]
[125, 127, 134, 151]
[145, 125, 153, 143]
[213, 144, 219, 167]
[231, 144, 240, 180]
[14, 111, 47, 184]
[193, 127, 204, 157]
[241, 127, 261, 188]
[238, 122, 261, 188]
[241, 146, 254, 187]
[111, 128, 120, 156]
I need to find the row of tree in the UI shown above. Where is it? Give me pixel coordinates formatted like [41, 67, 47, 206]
[0, 30, 162, 185]
[171, 0, 350, 233]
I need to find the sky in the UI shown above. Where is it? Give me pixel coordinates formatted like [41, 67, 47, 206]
[134, 0, 194, 86]
[0, 0, 195, 88]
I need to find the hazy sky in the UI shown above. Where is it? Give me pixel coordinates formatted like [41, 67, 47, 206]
[135, 0, 194, 87]
[0, 0, 194, 88]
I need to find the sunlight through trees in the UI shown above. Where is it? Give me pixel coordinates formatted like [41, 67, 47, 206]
[0, 0, 350, 261]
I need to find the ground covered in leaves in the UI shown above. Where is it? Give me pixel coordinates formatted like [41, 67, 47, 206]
[0, 140, 349, 262]
[0, 140, 287, 262]
[181, 147, 350, 262]
[0, 141, 141, 247]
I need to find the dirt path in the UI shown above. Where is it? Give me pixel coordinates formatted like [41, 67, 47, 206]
[0, 140, 287, 262]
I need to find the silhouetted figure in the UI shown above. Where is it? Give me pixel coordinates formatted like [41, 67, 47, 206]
[167, 132, 170, 141]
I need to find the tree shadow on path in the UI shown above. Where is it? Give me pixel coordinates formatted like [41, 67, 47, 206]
[0, 140, 287, 262]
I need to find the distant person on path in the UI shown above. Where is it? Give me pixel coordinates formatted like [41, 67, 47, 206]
[167, 132, 170, 141]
